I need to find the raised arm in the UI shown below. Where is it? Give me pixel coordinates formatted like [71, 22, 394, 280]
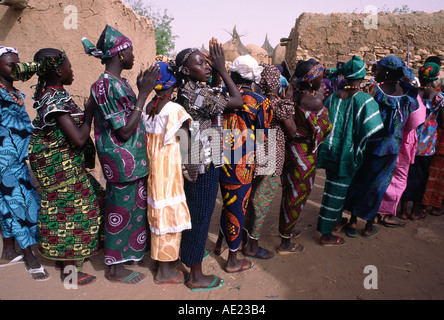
[208, 38, 243, 109]
[116, 65, 159, 141]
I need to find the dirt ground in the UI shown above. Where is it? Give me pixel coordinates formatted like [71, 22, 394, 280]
[1, 169, 444, 302]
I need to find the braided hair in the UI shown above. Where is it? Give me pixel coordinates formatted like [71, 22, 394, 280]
[32, 48, 66, 100]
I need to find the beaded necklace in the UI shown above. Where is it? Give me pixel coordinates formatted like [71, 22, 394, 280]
[343, 86, 361, 90]
[0, 82, 24, 106]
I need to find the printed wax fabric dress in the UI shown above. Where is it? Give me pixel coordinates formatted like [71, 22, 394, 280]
[0, 88, 40, 250]
[90, 72, 149, 265]
[219, 90, 273, 250]
[28, 89, 105, 265]
[344, 82, 419, 221]
[279, 105, 332, 238]
[144, 101, 192, 261]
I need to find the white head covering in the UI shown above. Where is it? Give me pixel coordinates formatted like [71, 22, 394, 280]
[0, 46, 19, 58]
[229, 54, 263, 83]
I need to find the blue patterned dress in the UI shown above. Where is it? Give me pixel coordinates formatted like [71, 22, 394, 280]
[0, 88, 40, 249]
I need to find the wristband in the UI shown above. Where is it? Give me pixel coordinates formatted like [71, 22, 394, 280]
[133, 106, 143, 113]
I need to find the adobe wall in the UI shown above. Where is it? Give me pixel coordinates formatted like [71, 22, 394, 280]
[285, 11, 444, 75]
[1, 0, 156, 186]
[0, 0, 156, 119]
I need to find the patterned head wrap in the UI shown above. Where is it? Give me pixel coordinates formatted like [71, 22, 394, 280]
[0, 46, 19, 58]
[154, 62, 176, 91]
[297, 58, 324, 83]
[81, 25, 132, 64]
[11, 50, 67, 82]
[259, 63, 281, 94]
[378, 55, 414, 81]
[419, 62, 440, 81]
[229, 54, 263, 83]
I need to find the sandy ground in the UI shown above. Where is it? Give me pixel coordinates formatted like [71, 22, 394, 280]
[1, 169, 444, 302]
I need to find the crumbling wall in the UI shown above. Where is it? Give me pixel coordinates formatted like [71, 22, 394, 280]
[1, 0, 156, 186]
[0, 0, 156, 119]
[285, 11, 444, 75]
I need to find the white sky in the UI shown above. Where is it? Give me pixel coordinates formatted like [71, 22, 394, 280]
[133, 0, 444, 55]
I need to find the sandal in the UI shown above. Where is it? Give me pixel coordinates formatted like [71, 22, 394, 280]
[224, 259, 254, 273]
[277, 243, 304, 255]
[107, 270, 146, 285]
[320, 235, 345, 246]
[187, 275, 225, 292]
[243, 247, 275, 259]
[154, 271, 184, 285]
[25, 265, 51, 281]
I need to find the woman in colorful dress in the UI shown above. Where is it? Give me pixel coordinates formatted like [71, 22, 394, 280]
[82, 25, 159, 285]
[399, 61, 444, 220]
[217, 54, 273, 270]
[421, 105, 444, 216]
[278, 59, 332, 253]
[0, 47, 47, 281]
[144, 62, 191, 285]
[344, 55, 420, 237]
[175, 39, 242, 291]
[243, 63, 294, 259]
[316, 56, 384, 245]
[16, 48, 103, 285]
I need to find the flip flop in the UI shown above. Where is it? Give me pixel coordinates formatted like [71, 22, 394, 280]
[203, 249, 210, 260]
[107, 270, 145, 285]
[244, 247, 275, 259]
[0, 255, 23, 268]
[277, 243, 304, 255]
[320, 235, 345, 246]
[154, 271, 184, 285]
[224, 259, 254, 273]
[362, 225, 379, 238]
[188, 275, 225, 292]
[25, 265, 51, 281]
[76, 273, 97, 286]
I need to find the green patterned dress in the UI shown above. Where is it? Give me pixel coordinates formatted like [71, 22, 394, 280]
[28, 89, 105, 269]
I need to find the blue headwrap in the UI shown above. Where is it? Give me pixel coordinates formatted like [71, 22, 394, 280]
[154, 61, 176, 91]
[379, 55, 415, 81]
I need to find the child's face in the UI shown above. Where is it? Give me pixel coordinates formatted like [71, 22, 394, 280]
[0, 53, 19, 83]
[183, 51, 211, 82]
[57, 57, 74, 86]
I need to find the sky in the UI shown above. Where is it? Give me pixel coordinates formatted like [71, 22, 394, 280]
[132, 0, 444, 55]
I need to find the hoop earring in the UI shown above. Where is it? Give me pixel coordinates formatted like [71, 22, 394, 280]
[119, 54, 124, 61]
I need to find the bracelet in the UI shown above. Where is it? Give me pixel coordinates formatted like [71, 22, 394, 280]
[133, 106, 143, 113]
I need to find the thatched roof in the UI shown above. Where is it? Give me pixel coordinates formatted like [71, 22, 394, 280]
[261, 34, 274, 57]
[223, 25, 249, 62]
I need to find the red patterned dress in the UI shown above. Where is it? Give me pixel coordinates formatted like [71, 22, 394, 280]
[279, 105, 331, 238]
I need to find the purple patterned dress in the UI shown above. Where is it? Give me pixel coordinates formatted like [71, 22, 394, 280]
[90, 72, 149, 265]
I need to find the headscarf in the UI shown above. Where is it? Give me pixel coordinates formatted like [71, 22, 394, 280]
[154, 61, 176, 91]
[81, 25, 132, 64]
[0, 46, 19, 58]
[11, 50, 67, 82]
[258, 63, 281, 94]
[419, 62, 440, 82]
[343, 55, 367, 80]
[229, 54, 263, 84]
[296, 58, 324, 84]
[379, 55, 415, 81]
